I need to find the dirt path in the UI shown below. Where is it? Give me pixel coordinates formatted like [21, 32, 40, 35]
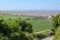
[41, 36, 54, 40]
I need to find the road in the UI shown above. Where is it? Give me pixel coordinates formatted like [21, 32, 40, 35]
[41, 36, 54, 40]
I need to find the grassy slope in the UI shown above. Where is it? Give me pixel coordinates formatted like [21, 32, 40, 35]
[53, 26, 60, 40]
[0, 14, 52, 32]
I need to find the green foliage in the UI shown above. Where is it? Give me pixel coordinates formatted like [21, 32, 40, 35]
[53, 26, 60, 40]
[52, 14, 60, 40]
[19, 21, 33, 33]
[52, 14, 60, 32]
[0, 33, 8, 40]
[0, 17, 33, 40]
[31, 30, 51, 40]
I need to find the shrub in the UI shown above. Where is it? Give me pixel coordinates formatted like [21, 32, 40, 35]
[53, 26, 60, 40]
[0, 33, 8, 40]
[31, 30, 51, 40]
[52, 14, 60, 32]
[0, 17, 33, 40]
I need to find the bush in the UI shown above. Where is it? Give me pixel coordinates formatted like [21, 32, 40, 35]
[19, 21, 33, 33]
[53, 26, 60, 40]
[0, 17, 33, 40]
[52, 14, 60, 40]
[31, 30, 51, 40]
[52, 14, 60, 32]
[0, 33, 8, 40]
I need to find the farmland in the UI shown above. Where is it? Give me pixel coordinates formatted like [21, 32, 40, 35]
[26, 19, 52, 32]
[0, 14, 52, 32]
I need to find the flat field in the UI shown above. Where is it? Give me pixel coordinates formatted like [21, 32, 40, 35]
[26, 19, 52, 32]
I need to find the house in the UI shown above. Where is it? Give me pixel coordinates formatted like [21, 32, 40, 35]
[47, 16, 52, 19]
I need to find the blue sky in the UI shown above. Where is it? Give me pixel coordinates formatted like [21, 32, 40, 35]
[0, 0, 60, 11]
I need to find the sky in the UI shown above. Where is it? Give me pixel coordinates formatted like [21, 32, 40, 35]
[0, 0, 60, 11]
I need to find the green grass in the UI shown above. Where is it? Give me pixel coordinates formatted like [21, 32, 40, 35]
[0, 14, 52, 32]
[26, 19, 52, 32]
[0, 14, 32, 19]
